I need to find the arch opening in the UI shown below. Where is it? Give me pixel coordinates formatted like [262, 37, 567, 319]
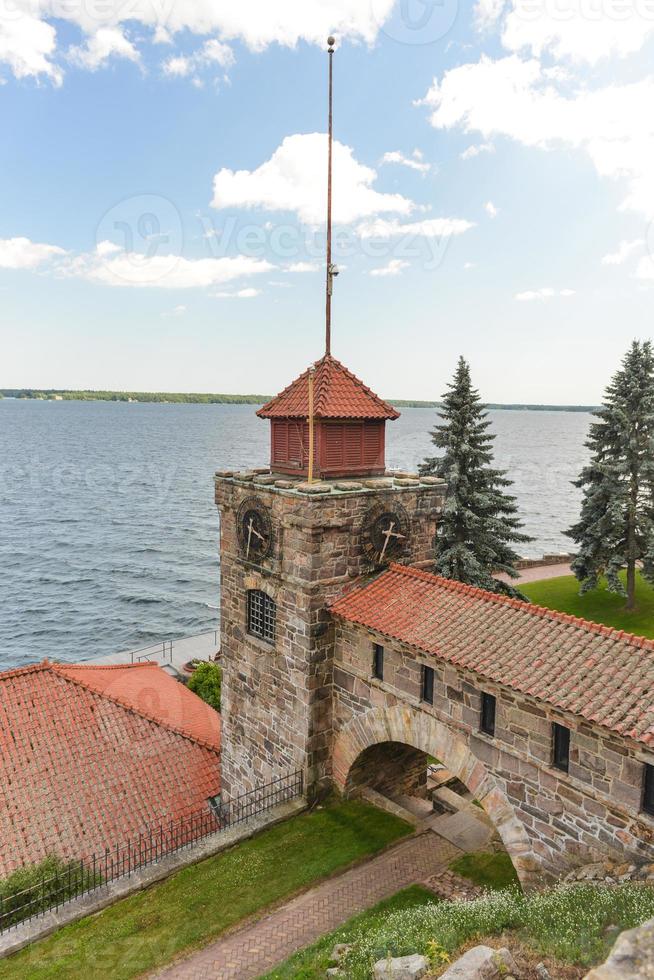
[332, 704, 546, 891]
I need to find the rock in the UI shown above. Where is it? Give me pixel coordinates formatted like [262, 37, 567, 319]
[274, 480, 296, 489]
[394, 478, 420, 487]
[365, 479, 393, 489]
[296, 482, 332, 494]
[419, 476, 446, 486]
[330, 944, 352, 963]
[536, 965, 552, 980]
[373, 954, 429, 979]
[214, 470, 234, 478]
[584, 916, 654, 978]
[439, 946, 517, 979]
[253, 467, 270, 474]
[234, 471, 254, 481]
[253, 475, 276, 485]
[334, 482, 363, 492]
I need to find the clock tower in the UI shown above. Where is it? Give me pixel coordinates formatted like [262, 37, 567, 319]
[213, 37, 446, 801]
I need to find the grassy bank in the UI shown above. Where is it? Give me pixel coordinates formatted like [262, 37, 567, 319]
[1, 800, 411, 980]
[523, 572, 654, 639]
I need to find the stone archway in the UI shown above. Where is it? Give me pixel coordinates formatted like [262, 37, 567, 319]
[332, 704, 544, 891]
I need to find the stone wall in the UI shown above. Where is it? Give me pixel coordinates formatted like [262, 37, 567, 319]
[215, 474, 445, 800]
[330, 622, 654, 885]
[346, 741, 429, 798]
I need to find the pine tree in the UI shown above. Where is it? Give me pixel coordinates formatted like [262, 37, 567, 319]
[420, 356, 532, 599]
[568, 340, 654, 610]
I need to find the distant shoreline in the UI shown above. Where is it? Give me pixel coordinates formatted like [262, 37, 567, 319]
[0, 389, 598, 413]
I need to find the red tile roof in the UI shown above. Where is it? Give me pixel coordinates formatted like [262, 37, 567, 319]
[257, 354, 400, 420]
[330, 564, 654, 747]
[0, 661, 221, 875]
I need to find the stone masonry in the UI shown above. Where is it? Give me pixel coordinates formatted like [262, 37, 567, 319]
[330, 622, 654, 888]
[214, 472, 444, 799]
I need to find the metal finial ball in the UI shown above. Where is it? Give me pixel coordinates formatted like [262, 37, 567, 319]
[327, 35, 336, 49]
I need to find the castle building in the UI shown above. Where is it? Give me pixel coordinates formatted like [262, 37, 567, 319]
[214, 39, 654, 888]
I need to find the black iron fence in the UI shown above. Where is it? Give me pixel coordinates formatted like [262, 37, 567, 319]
[0, 769, 303, 934]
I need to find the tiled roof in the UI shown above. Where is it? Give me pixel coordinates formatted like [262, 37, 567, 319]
[257, 354, 400, 420]
[329, 564, 654, 747]
[0, 661, 221, 875]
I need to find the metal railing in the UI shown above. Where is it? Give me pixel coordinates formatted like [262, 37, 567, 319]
[0, 769, 303, 934]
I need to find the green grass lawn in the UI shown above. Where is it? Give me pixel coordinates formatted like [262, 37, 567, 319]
[522, 571, 654, 639]
[261, 885, 438, 979]
[1, 800, 411, 980]
[450, 852, 520, 891]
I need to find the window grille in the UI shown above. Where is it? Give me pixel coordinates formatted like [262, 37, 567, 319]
[421, 665, 434, 705]
[480, 692, 496, 737]
[247, 590, 276, 644]
[372, 643, 384, 680]
[553, 722, 570, 772]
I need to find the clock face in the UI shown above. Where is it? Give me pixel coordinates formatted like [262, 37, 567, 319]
[361, 503, 410, 566]
[237, 497, 273, 561]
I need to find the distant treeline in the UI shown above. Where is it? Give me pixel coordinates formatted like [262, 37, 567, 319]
[0, 389, 598, 413]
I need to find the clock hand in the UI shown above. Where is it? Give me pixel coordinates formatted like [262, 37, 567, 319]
[379, 521, 395, 562]
[250, 525, 265, 543]
[246, 517, 254, 558]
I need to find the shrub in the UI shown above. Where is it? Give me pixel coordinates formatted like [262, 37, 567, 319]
[187, 661, 221, 711]
[341, 884, 654, 977]
[0, 856, 101, 930]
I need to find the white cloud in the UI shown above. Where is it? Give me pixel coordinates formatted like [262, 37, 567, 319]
[515, 286, 575, 301]
[286, 261, 320, 272]
[484, 200, 499, 217]
[461, 142, 495, 160]
[381, 150, 431, 174]
[356, 216, 474, 239]
[59, 243, 272, 288]
[162, 304, 187, 317]
[475, 0, 507, 30]
[212, 133, 414, 225]
[0, 1, 396, 83]
[464, 261, 476, 269]
[213, 287, 261, 298]
[0, 236, 66, 269]
[634, 254, 654, 280]
[601, 238, 645, 265]
[369, 259, 410, 277]
[497, 0, 654, 65]
[68, 27, 140, 70]
[0, 12, 62, 85]
[163, 38, 234, 81]
[420, 54, 654, 219]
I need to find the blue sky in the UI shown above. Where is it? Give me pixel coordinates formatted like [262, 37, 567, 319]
[2, 1, 654, 403]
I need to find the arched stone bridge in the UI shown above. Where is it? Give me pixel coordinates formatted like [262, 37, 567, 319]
[328, 565, 654, 891]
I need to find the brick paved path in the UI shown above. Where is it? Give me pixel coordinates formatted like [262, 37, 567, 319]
[152, 832, 459, 980]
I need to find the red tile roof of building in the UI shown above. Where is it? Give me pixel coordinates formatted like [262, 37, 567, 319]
[257, 354, 400, 420]
[0, 661, 221, 875]
[329, 564, 654, 747]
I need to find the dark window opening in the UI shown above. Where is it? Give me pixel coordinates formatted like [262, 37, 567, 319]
[553, 722, 570, 772]
[421, 665, 435, 704]
[372, 643, 384, 681]
[480, 692, 496, 736]
[247, 589, 276, 644]
[208, 793, 222, 819]
[643, 764, 654, 816]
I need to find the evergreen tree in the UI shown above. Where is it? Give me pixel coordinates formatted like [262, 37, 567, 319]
[568, 340, 654, 610]
[420, 357, 532, 599]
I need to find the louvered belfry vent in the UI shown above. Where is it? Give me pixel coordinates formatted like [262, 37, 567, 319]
[257, 354, 399, 479]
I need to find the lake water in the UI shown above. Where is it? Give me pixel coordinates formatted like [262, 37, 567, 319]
[0, 399, 591, 670]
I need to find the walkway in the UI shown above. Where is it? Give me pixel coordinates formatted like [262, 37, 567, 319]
[151, 832, 459, 980]
[496, 561, 571, 585]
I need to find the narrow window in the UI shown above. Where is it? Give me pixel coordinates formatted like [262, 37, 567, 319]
[247, 590, 276, 644]
[643, 764, 654, 816]
[553, 723, 570, 772]
[208, 793, 222, 819]
[480, 692, 496, 736]
[421, 665, 434, 705]
[372, 643, 384, 681]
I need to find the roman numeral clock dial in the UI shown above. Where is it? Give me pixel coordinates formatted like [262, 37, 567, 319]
[237, 498, 273, 562]
[361, 503, 410, 566]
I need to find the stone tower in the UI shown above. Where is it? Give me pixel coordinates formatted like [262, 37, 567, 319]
[214, 36, 446, 800]
[214, 358, 445, 800]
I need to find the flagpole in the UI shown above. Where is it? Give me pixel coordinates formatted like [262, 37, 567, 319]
[325, 35, 335, 356]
